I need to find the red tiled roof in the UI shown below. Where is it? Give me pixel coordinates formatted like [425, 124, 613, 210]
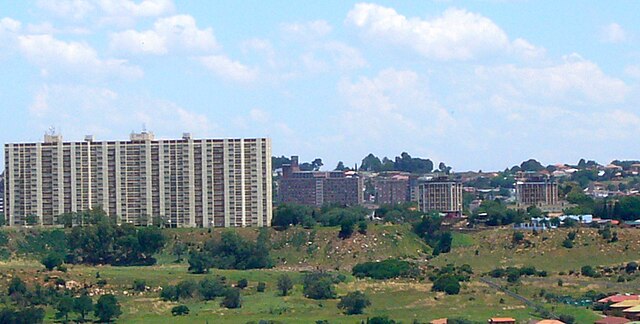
[598, 294, 640, 303]
[594, 316, 631, 324]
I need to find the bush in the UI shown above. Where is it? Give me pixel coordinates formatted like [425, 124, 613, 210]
[512, 232, 525, 244]
[133, 279, 146, 292]
[160, 285, 178, 301]
[352, 259, 418, 280]
[277, 274, 293, 296]
[176, 280, 198, 299]
[337, 291, 371, 315]
[558, 314, 575, 324]
[257, 282, 266, 293]
[581, 265, 597, 277]
[357, 221, 368, 235]
[41, 253, 63, 271]
[220, 288, 241, 309]
[432, 276, 461, 295]
[366, 317, 397, 324]
[562, 239, 574, 249]
[339, 218, 355, 239]
[94, 294, 122, 323]
[171, 305, 190, 316]
[626, 261, 638, 274]
[199, 277, 227, 300]
[237, 279, 248, 289]
[303, 273, 336, 300]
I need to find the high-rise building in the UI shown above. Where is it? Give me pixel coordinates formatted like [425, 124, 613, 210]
[373, 174, 410, 205]
[279, 156, 363, 207]
[515, 174, 558, 206]
[416, 177, 463, 217]
[4, 132, 272, 227]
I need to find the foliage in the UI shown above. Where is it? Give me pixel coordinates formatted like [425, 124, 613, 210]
[172, 242, 188, 262]
[366, 317, 397, 324]
[0, 307, 46, 324]
[74, 294, 93, 322]
[237, 278, 248, 289]
[302, 272, 336, 300]
[626, 261, 638, 274]
[272, 204, 315, 229]
[431, 275, 461, 295]
[133, 279, 146, 292]
[581, 265, 598, 278]
[352, 259, 418, 279]
[188, 251, 213, 274]
[257, 282, 266, 292]
[220, 288, 241, 309]
[338, 218, 355, 239]
[199, 277, 227, 300]
[41, 252, 63, 271]
[357, 221, 367, 235]
[171, 305, 190, 316]
[413, 213, 453, 255]
[55, 295, 74, 322]
[470, 200, 528, 226]
[337, 291, 371, 315]
[277, 274, 293, 296]
[94, 294, 121, 322]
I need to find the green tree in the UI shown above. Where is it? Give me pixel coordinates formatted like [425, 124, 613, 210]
[303, 272, 336, 300]
[360, 153, 382, 172]
[171, 305, 190, 316]
[188, 251, 213, 274]
[55, 295, 75, 323]
[220, 288, 241, 309]
[357, 221, 368, 235]
[132, 279, 146, 292]
[8, 277, 27, 296]
[41, 252, 63, 271]
[172, 242, 188, 262]
[94, 294, 121, 323]
[257, 282, 266, 292]
[335, 161, 346, 171]
[176, 280, 197, 299]
[73, 294, 93, 322]
[337, 291, 371, 315]
[339, 218, 355, 239]
[199, 277, 227, 300]
[432, 276, 461, 295]
[236, 278, 248, 289]
[277, 274, 293, 296]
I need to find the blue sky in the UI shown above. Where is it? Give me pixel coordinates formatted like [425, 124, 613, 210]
[1, 1, 639, 171]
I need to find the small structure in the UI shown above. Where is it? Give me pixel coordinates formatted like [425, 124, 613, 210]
[594, 317, 630, 324]
[430, 319, 447, 324]
[559, 214, 593, 224]
[489, 318, 516, 324]
[513, 217, 555, 231]
[535, 320, 565, 324]
[598, 294, 640, 304]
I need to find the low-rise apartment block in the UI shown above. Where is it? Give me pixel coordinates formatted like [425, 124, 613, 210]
[515, 173, 558, 206]
[416, 177, 463, 217]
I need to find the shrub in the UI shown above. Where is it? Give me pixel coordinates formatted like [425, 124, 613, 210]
[357, 221, 368, 235]
[199, 277, 227, 300]
[431, 276, 461, 295]
[303, 273, 336, 300]
[94, 294, 122, 323]
[237, 279, 248, 289]
[257, 282, 266, 293]
[562, 239, 573, 249]
[512, 232, 525, 244]
[352, 259, 417, 280]
[337, 291, 371, 315]
[171, 305, 190, 316]
[176, 280, 198, 299]
[581, 265, 597, 277]
[277, 274, 293, 296]
[558, 314, 575, 324]
[41, 253, 63, 271]
[133, 279, 146, 292]
[221, 288, 241, 309]
[160, 286, 178, 301]
[626, 261, 638, 274]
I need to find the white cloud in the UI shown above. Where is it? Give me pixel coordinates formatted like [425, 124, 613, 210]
[198, 55, 257, 82]
[600, 23, 627, 44]
[109, 14, 217, 55]
[18, 34, 142, 78]
[346, 3, 543, 60]
[624, 65, 640, 79]
[281, 20, 333, 39]
[28, 84, 215, 139]
[474, 54, 629, 105]
[0, 17, 21, 33]
[36, 0, 174, 20]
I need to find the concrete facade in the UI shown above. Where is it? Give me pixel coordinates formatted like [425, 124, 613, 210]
[4, 133, 272, 227]
[417, 177, 463, 216]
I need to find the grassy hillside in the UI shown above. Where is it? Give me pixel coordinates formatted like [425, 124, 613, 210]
[0, 225, 638, 323]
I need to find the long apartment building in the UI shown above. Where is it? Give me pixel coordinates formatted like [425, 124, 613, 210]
[4, 132, 272, 227]
[515, 173, 558, 207]
[278, 156, 363, 207]
[416, 177, 463, 217]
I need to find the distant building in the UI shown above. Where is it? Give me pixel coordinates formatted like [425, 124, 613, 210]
[0, 172, 4, 216]
[4, 132, 272, 228]
[279, 156, 363, 207]
[416, 177, 463, 217]
[515, 173, 558, 206]
[372, 174, 410, 205]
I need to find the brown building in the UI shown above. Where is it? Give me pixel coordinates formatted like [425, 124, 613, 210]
[279, 156, 363, 207]
[4, 132, 272, 228]
[515, 173, 558, 206]
[373, 174, 410, 205]
[417, 177, 463, 217]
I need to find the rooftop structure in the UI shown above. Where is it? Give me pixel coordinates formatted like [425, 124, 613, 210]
[4, 132, 272, 228]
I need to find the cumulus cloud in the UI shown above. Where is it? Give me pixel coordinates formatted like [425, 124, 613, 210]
[109, 15, 217, 55]
[27, 84, 215, 139]
[474, 54, 629, 105]
[625, 65, 640, 79]
[197, 55, 258, 82]
[18, 34, 142, 78]
[36, 0, 174, 20]
[600, 23, 627, 44]
[346, 3, 543, 60]
[281, 20, 333, 39]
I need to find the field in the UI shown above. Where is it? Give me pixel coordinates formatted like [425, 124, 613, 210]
[0, 225, 638, 323]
